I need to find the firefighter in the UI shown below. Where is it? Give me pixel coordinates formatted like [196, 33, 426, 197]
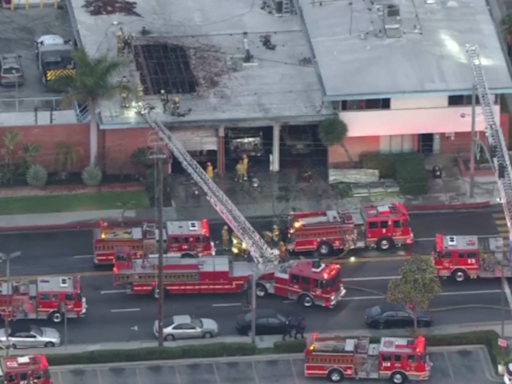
[136, 83, 144, 104]
[119, 76, 130, 108]
[241, 154, 249, 181]
[231, 232, 248, 257]
[262, 230, 272, 245]
[221, 225, 230, 250]
[272, 224, 281, 243]
[235, 160, 244, 182]
[170, 97, 180, 116]
[123, 33, 134, 54]
[206, 162, 214, 179]
[116, 29, 124, 56]
[278, 241, 287, 261]
[160, 89, 169, 112]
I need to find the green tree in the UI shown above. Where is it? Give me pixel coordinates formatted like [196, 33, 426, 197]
[21, 142, 41, 170]
[387, 257, 442, 330]
[502, 14, 512, 54]
[52, 48, 127, 166]
[54, 141, 83, 179]
[318, 117, 353, 162]
[1, 130, 23, 185]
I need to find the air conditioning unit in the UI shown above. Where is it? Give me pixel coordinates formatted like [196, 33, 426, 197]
[447, 236, 456, 245]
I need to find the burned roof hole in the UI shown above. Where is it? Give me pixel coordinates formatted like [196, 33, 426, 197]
[134, 44, 197, 96]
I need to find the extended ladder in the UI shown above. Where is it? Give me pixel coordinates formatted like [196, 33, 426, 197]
[139, 107, 279, 270]
[466, 45, 512, 241]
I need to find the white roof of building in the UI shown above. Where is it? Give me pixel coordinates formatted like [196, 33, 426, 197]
[300, 0, 512, 99]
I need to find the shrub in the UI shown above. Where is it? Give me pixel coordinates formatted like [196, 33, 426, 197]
[145, 168, 173, 206]
[274, 339, 306, 353]
[393, 153, 428, 195]
[81, 165, 103, 186]
[361, 154, 397, 179]
[25, 164, 48, 187]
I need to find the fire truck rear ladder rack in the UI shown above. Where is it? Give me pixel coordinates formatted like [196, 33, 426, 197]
[139, 107, 278, 270]
[466, 46, 512, 240]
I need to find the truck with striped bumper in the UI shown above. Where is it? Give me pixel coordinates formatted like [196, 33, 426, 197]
[35, 35, 75, 88]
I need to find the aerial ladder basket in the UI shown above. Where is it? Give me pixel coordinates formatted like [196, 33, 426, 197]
[465, 46, 512, 242]
[138, 105, 279, 272]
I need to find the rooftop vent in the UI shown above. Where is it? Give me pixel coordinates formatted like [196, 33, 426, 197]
[425, 0, 436, 4]
[384, 4, 402, 38]
[447, 236, 457, 245]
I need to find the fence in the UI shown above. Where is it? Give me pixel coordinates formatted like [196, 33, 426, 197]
[4, 0, 59, 10]
[0, 97, 69, 113]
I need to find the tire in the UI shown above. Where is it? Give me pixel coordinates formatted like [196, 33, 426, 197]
[390, 371, 407, 384]
[181, 252, 197, 259]
[300, 294, 314, 308]
[44, 342, 55, 347]
[256, 283, 268, 298]
[378, 321, 386, 330]
[203, 332, 213, 339]
[49, 311, 63, 323]
[328, 368, 344, 382]
[452, 269, 467, 282]
[317, 242, 333, 256]
[164, 334, 175, 341]
[377, 237, 395, 251]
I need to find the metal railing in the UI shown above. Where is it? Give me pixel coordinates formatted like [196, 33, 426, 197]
[0, 97, 69, 113]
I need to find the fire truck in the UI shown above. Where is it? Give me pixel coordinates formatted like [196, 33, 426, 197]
[113, 253, 346, 308]
[304, 333, 431, 383]
[432, 234, 512, 282]
[287, 203, 414, 255]
[92, 219, 214, 265]
[0, 355, 51, 384]
[0, 276, 86, 323]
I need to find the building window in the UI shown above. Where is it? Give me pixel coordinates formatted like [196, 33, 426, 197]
[340, 98, 390, 111]
[448, 95, 481, 106]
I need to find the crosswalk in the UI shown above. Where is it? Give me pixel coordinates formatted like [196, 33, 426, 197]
[493, 211, 510, 243]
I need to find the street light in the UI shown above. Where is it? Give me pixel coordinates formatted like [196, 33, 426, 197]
[0, 252, 21, 356]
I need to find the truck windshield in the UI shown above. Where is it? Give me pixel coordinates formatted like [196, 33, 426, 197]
[420, 353, 427, 364]
[44, 369, 51, 379]
[323, 274, 340, 289]
[433, 248, 440, 260]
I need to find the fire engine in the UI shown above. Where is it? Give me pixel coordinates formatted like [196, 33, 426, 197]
[287, 203, 414, 255]
[0, 276, 86, 323]
[113, 253, 346, 308]
[432, 234, 512, 282]
[92, 219, 214, 265]
[0, 355, 51, 384]
[304, 333, 431, 383]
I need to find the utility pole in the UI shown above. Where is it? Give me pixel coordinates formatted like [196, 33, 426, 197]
[469, 84, 476, 198]
[251, 273, 257, 344]
[0, 252, 21, 356]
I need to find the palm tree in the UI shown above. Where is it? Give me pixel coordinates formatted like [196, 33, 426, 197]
[318, 117, 353, 162]
[21, 143, 41, 166]
[1, 130, 22, 184]
[52, 48, 126, 166]
[54, 141, 83, 179]
[502, 14, 512, 56]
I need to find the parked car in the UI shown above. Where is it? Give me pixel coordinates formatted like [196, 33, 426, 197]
[365, 304, 433, 329]
[0, 54, 24, 87]
[0, 323, 60, 348]
[153, 315, 219, 341]
[504, 362, 512, 384]
[236, 309, 289, 336]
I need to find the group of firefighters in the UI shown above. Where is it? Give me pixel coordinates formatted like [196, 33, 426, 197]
[204, 154, 250, 182]
[221, 224, 287, 260]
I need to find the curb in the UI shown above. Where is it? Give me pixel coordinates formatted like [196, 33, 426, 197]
[0, 201, 494, 233]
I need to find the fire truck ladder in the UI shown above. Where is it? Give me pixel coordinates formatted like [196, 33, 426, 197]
[466, 45, 512, 241]
[139, 107, 279, 270]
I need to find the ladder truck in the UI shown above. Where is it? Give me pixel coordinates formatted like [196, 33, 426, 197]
[465, 46, 512, 244]
[138, 104, 279, 272]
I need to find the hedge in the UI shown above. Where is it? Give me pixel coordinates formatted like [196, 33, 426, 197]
[394, 153, 428, 195]
[361, 154, 397, 179]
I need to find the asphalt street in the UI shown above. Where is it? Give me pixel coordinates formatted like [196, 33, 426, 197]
[0, 209, 509, 345]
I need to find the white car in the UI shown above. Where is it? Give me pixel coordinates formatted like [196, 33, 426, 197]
[153, 315, 219, 341]
[505, 363, 512, 384]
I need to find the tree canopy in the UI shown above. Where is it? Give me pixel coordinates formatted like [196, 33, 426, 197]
[318, 117, 348, 147]
[387, 256, 442, 329]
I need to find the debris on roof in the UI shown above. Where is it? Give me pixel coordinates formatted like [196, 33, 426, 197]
[82, 0, 141, 17]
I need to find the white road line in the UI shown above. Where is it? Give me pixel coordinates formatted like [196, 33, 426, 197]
[502, 276, 512, 314]
[211, 303, 242, 307]
[101, 290, 128, 294]
[345, 289, 503, 301]
[73, 255, 94, 259]
[344, 276, 399, 282]
[111, 308, 140, 313]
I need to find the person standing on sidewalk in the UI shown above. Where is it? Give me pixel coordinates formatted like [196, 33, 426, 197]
[282, 316, 296, 340]
[295, 316, 306, 339]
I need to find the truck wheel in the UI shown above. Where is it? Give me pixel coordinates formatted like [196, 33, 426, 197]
[452, 269, 467, 282]
[328, 368, 344, 382]
[49, 311, 63, 323]
[181, 252, 197, 258]
[377, 237, 395, 251]
[390, 371, 407, 383]
[317, 242, 332, 256]
[300, 294, 314, 307]
[256, 283, 268, 298]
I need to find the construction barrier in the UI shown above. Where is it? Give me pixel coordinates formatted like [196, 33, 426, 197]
[4, 0, 58, 10]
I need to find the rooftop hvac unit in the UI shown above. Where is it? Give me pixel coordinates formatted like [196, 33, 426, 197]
[447, 236, 457, 245]
[189, 221, 198, 231]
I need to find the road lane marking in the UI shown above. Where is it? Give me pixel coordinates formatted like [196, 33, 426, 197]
[101, 290, 128, 294]
[345, 289, 503, 301]
[444, 352, 455, 381]
[212, 363, 221, 384]
[211, 303, 242, 307]
[111, 308, 140, 313]
[73, 255, 94, 259]
[252, 361, 261, 384]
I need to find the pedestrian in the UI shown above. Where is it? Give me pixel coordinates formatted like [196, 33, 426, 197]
[235, 160, 244, 182]
[241, 154, 249, 181]
[295, 316, 306, 339]
[282, 316, 295, 340]
[221, 225, 230, 250]
[205, 162, 214, 179]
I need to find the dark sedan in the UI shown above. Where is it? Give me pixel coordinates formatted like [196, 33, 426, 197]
[236, 309, 288, 337]
[365, 304, 433, 329]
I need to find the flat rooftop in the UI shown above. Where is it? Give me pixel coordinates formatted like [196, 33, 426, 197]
[0, 8, 73, 113]
[69, 0, 335, 126]
[300, 0, 512, 99]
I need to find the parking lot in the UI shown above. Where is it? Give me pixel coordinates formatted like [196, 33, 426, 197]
[51, 348, 500, 384]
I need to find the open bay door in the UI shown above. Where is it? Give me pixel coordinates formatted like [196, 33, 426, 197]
[169, 127, 218, 152]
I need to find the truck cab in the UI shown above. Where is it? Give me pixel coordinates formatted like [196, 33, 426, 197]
[0, 355, 51, 384]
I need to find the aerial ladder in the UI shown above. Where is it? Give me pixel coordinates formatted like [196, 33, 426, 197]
[465, 45, 512, 242]
[138, 105, 279, 271]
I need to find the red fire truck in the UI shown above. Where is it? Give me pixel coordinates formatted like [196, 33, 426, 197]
[287, 203, 414, 255]
[93, 219, 214, 266]
[432, 234, 511, 282]
[0, 276, 86, 323]
[113, 253, 346, 308]
[304, 333, 431, 383]
[0, 355, 51, 384]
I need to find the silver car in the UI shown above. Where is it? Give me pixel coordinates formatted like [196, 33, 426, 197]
[0, 325, 61, 349]
[153, 315, 219, 341]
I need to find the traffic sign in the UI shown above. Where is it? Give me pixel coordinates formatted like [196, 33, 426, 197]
[498, 338, 507, 347]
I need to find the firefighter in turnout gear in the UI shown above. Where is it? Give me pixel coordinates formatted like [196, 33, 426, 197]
[278, 241, 287, 261]
[232, 232, 249, 257]
[221, 226, 230, 250]
[272, 224, 281, 243]
[136, 83, 144, 104]
[116, 29, 124, 56]
[206, 162, 214, 179]
[119, 76, 130, 108]
[241, 154, 249, 181]
[235, 160, 244, 182]
[160, 90, 169, 112]
[170, 97, 180, 116]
